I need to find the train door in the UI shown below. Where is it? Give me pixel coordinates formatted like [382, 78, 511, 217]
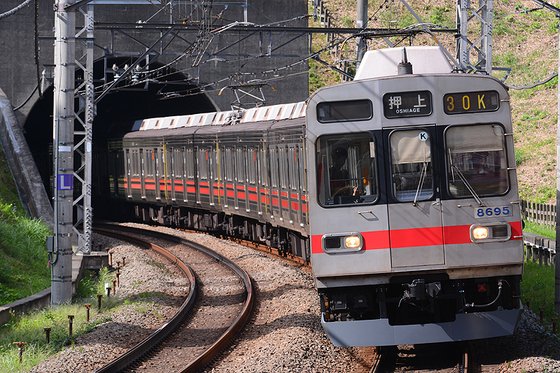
[185, 147, 195, 203]
[384, 126, 444, 268]
[196, 147, 210, 205]
[247, 147, 258, 212]
[172, 147, 183, 202]
[235, 147, 246, 211]
[154, 148, 161, 200]
[139, 149, 145, 199]
[181, 147, 188, 203]
[130, 149, 140, 198]
[208, 146, 216, 207]
[125, 149, 132, 198]
[288, 146, 299, 223]
[162, 145, 172, 202]
[278, 146, 290, 221]
[223, 146, 234, 208]
[269, 146, 281, 219]
[216, 145, 224, 208]
[256, 145, 265, 215]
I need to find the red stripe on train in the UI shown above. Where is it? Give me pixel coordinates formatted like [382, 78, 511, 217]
[311, 222, 523, 254]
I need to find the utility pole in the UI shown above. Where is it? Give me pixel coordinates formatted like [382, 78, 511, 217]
[356, 0, 368, 65]
[52, 0, 75, 306]
[455, 0, 493, 73]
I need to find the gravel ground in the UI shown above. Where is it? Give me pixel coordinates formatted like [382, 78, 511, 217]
[470, 307, 560, 373]
[26, 224, 560, 373]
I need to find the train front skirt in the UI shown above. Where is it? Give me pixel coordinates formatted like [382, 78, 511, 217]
[321, 299, 523, 346]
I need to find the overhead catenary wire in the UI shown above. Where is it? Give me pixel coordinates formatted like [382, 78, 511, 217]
[131, 0, 559, 97]
[0, 0, 32, 20]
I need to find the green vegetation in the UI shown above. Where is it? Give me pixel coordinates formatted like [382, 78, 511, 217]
[524, 220, 556, 240]
[0, 267, 127, 373]
[0, 302, 110, 372]
[0, 147, 51, 306]
[522, 222, 558, 323]
[521, 260, 558, 322]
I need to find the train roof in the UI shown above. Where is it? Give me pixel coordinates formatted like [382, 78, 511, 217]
[354, 46, 453, 80]
[125, 47, 459, 139]
[128, 101, 307, 134]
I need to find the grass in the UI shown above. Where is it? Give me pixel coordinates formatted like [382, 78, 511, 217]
[0, 147, 51, 306]
[0, 268, 122, 373]
[0, 264, 172, 372]
[0, 303, 110, 372]
[521, 260, 558, 322]
[524, 220, 556, 240]
[522, 222, 559, 324]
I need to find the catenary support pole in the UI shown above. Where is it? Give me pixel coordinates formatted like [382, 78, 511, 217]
[52, 0, 75, 306]
[356, 0, 368, 66]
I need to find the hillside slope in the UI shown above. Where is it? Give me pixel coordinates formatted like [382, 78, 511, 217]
[309, 0, 560, 204]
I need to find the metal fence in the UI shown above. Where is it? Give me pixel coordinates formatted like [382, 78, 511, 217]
[521, 199, 556, 229]
[524, 232, 555, 268]
[520, 200, 556, 267]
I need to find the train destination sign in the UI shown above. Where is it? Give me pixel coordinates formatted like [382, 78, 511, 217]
[383, 91, 432, 118]
[444, 90, 499, 114]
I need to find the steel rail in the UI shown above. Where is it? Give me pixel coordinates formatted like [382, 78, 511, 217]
[93, 224, 255, 373]
[92, 226, 197, 373]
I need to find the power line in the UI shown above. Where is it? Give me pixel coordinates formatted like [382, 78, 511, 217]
[0, 0, 32, 20]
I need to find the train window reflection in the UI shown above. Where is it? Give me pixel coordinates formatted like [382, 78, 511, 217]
[316, 133, 377, 206]
[390, 130, 433, 202]
[446, 124, 508, 197]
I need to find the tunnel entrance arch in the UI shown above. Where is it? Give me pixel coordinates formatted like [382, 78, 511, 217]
[24, 57, 217, 213]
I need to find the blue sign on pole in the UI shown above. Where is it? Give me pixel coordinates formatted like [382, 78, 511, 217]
[58, 174, 73, 190]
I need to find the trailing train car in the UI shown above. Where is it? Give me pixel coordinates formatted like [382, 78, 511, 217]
[107, 103, 312, 260]
[107, 46, 524, 347]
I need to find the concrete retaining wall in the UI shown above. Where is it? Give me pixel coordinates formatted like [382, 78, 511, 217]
[0, 252, 108, 325]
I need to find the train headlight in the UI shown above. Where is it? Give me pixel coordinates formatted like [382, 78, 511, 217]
[322, 232, 364, 253]
[345, 235, 361, 249]
[470, 223, 511, 243]
[472, 226, 489, 240]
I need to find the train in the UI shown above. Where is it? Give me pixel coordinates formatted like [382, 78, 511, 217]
[105, 46, 524, 347]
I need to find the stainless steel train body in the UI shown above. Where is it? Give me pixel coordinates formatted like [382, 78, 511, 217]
[307, 47, 523, 346]
[108, 104, 312, 260]
[107, 46, 524, 347]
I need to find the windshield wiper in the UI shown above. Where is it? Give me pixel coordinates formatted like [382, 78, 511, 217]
[451, 163, 485, 207]
[413, 161, 428, 207]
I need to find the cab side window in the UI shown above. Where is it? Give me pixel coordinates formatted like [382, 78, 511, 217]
[316, 133, 377, 206]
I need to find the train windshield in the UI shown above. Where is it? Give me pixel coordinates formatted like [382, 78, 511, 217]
[446, 124, 508, 197]
[389, 129, 433, 202]
[316, 133, 377, 206]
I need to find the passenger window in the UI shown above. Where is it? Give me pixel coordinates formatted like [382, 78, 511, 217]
[316, 133, 377, 206]
[446, 124, 508, 197]
[390, 129, 433, 202]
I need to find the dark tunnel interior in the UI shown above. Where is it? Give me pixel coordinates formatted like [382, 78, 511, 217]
[23, 57, 217, 213]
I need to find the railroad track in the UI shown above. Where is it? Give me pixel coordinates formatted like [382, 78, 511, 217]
[369, 342, 475, 373]
[93, 224, 254, 373]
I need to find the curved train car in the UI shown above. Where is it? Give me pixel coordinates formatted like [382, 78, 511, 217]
[106, 46, 523, 347]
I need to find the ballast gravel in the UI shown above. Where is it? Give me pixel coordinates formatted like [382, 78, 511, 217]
[25, 224, 560, 373]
